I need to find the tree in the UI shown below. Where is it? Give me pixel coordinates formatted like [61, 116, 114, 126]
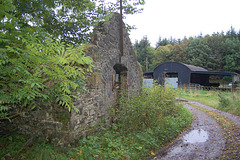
[134, 36, 152, 72]
[155, 36, 178, 48]
[205, 32, 225, 70]
[155, 37, 170, 48]
[222, 27, 240, 73]
[184, 37, 216, 70]
[225, 26, 238, 40]
[222, 38, 240, 73]
[0, 0, 146, 119]
[152, 27, 240, 73]
[153, 44, 172, 68]
[146, 46, 155, 71]
[1, 0, 145, 44]
[170, 43, 185, 63]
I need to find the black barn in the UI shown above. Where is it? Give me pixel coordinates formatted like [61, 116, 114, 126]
[148, 62, 240, 88]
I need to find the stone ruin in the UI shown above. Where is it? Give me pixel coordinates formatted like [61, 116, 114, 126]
[0, 13, 142, 146]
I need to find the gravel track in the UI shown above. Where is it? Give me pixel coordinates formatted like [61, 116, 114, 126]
[187, 100, 240, 127]
[151, 100, 227, 160]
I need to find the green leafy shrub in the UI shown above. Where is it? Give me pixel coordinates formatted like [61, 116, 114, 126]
[0, 132, 29, 158]
[218, 92, 240, 115]
[0, 86, 192, 159]
[178, 88, 240, 116]
[218, 92, 230, 109]
[0, 35, 93, 120]
[115, 85, 180, 133]
[70, 85, 192, 159]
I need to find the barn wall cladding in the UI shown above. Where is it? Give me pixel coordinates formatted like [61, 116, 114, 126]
[2, 13, 142, 146]
[153, 62, 240, 88]
[153, 62, 208, 86]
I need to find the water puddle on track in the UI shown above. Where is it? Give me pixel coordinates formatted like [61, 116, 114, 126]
[183, 129, 208, 143]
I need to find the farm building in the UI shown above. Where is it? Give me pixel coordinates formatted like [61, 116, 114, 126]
[143, 62, 240, 89]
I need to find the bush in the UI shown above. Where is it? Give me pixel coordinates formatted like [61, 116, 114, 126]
[218, 92, 230, 109]
[0, 36, 93, 120]
[113, 85, 180, 133]
[218, 92, 240, 115]
[72, 85, 192, 159]
[178, 88, 240, 116]
[0, 86, 192, 159]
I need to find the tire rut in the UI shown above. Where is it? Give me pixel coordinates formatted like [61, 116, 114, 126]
[188, 100, 240, 127]
[151, 102, 225, 160]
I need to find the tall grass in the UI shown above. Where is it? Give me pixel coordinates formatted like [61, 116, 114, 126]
[1, 86, 192, 159]
[178, 89, 240, 116]
[218, 92, 240, 115]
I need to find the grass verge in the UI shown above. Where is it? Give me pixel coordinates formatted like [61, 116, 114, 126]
[177, 89, 240, 116]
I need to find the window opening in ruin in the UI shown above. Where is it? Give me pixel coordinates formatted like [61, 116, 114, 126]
[112, 64, 128, 123]
[115, 74, 119, 82]
[113, 64, 128, 92]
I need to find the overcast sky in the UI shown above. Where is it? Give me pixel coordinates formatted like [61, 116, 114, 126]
[124, 0, 240, 47]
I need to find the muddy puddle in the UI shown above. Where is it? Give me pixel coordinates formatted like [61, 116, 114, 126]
[183, 129, 208, 143]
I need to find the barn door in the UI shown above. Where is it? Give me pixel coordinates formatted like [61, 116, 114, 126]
[165, 77, 178, 88]
[165, 72, 178, 88]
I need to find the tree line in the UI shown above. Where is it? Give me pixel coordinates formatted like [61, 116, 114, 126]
[134, 27, 240, 73]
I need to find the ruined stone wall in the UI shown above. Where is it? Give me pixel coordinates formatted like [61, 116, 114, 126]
[70, 13, 142, 142]
[13, 104, 72, 146]
[1, 13, 142, 146]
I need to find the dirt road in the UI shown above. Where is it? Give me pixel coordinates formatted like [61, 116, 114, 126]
[151, 99, 240, 160]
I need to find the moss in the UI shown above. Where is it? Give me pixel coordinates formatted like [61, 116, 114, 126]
[56, 112, 70, 123]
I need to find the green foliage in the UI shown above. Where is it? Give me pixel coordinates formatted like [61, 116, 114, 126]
[204, 33, 225, 70]
[25, 142, 69, 160]
[0, 0, 145, 44]
[0, 132, 30, 158]
[0, 0, 145, 119]
[141, 27, 240, 73]
[155, 36, 179, 48]
[222, 38, 240, 72]
[0, 133, 69, 159]
[218, 92, 240, 115]
[0, 35, 93, 119]
[70, 85, 192, 159]
[153, 44, 172, 68]
[0, 86, 192, 159]
[218, 92, 230, 109]
[115, 85, 179, 132]
[134, 36, 155, 71]
[72, 110, 191, 160]
[178, 89, 240, 116]
[152, 43, 185, 69]
[184, 37, 216, 70]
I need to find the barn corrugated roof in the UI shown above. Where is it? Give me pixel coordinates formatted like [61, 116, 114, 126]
[182, 63, 208, 71]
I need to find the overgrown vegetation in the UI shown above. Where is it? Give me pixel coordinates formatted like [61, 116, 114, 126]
[0, 0, 145, 119]
[0, 86, 192, 159]
[0, 36, 94, 119]
[177, 89, 240, 116]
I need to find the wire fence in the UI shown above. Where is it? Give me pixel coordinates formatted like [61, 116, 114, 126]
[179, 83, 240, 92]
[233, 84, 240, 92]
[179, 84, 204, 90]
